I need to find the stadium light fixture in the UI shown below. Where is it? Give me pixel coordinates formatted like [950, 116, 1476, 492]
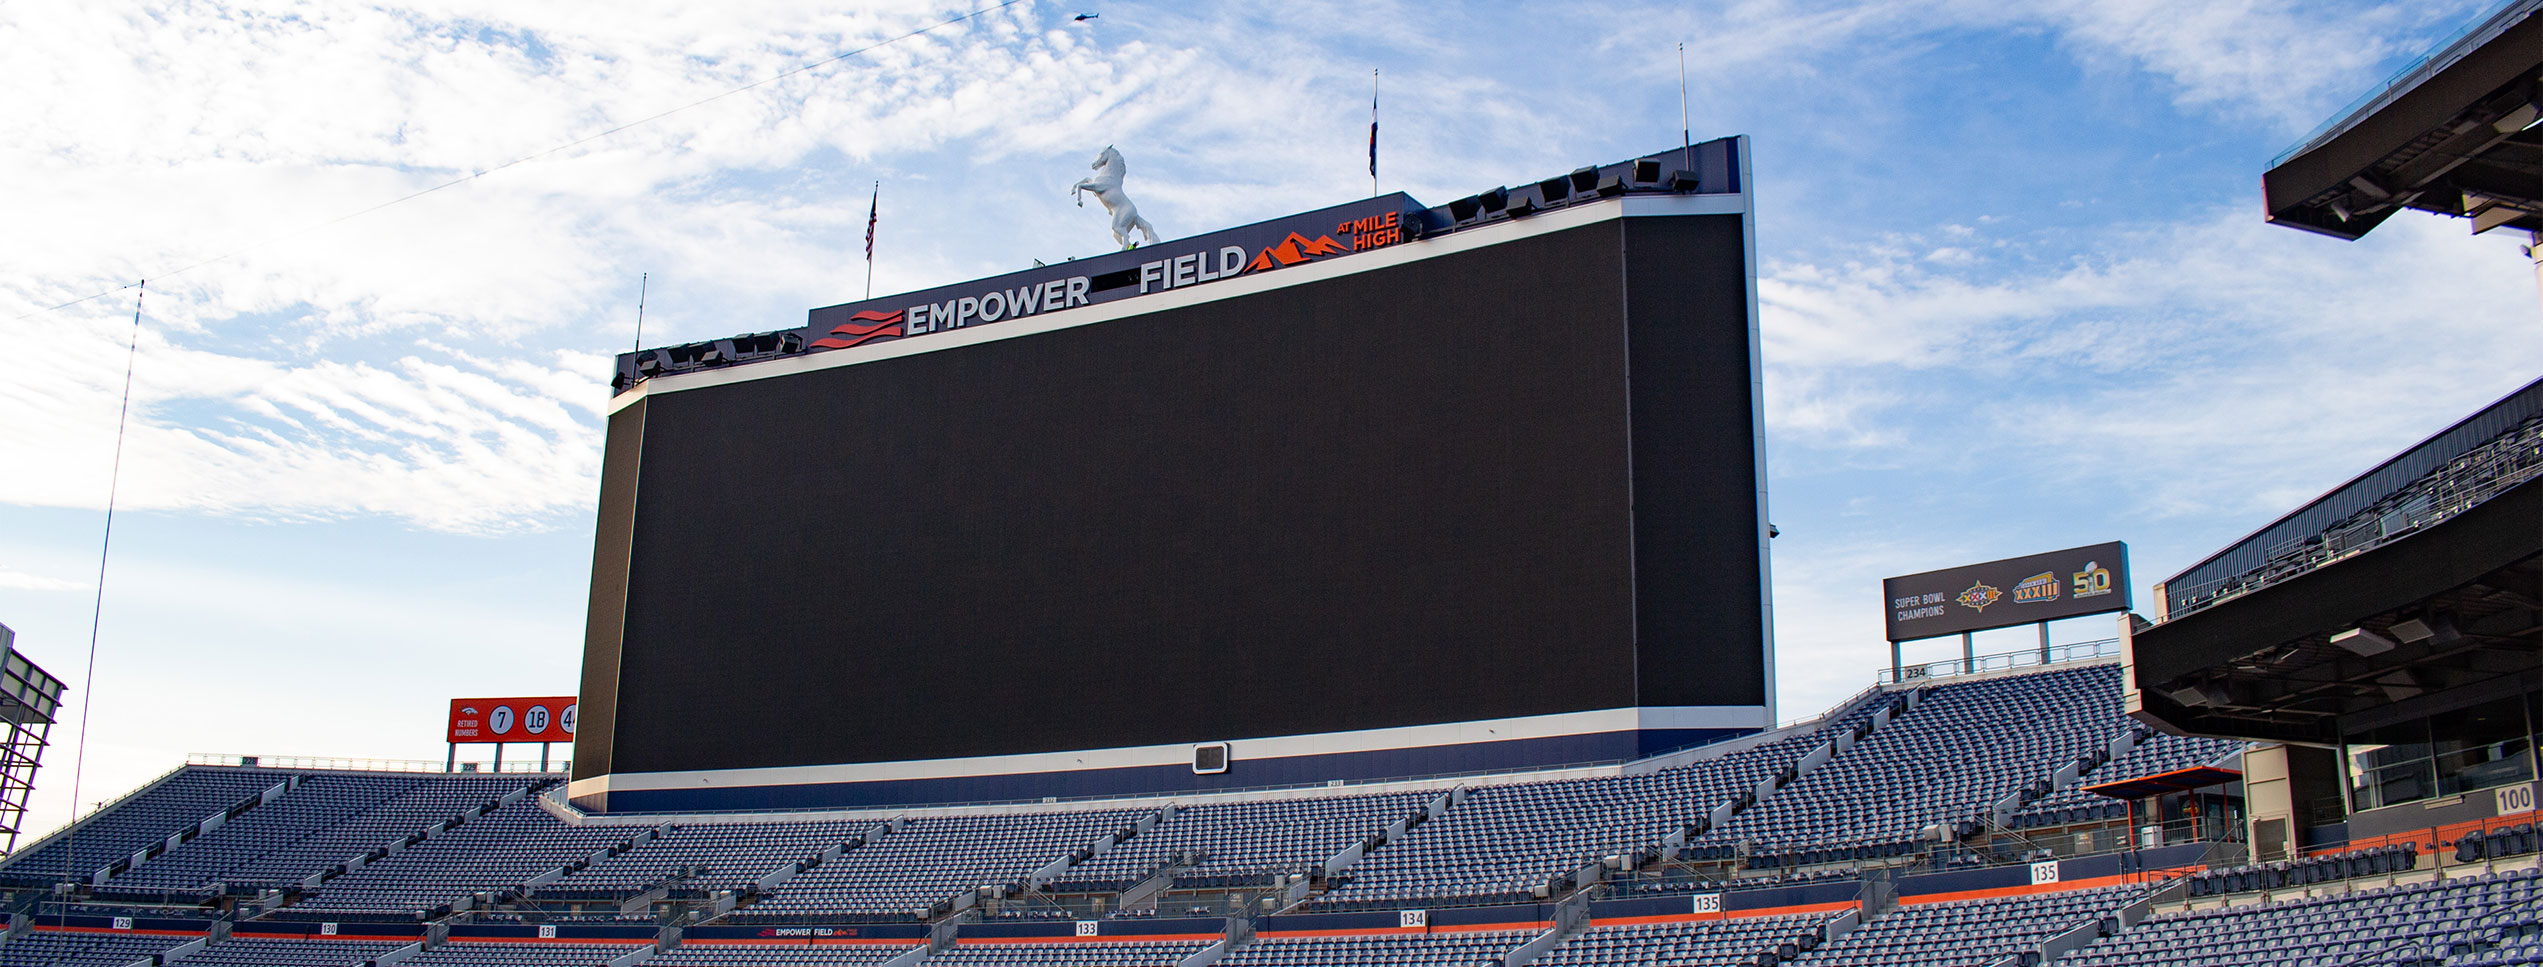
[2167, 682, 2232, 707]
[2388, 615, 2460, 646]
[2494, 100, 2542, 134]
[2330, 627, 2397, 657]
[2377, 669, 2426, 703]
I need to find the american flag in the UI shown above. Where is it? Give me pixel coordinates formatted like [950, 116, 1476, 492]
[864, 183, 879, 261]
[1368, 72, 1379, 180]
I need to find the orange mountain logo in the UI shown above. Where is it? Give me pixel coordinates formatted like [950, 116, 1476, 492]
[1244, 233, 1350, 273]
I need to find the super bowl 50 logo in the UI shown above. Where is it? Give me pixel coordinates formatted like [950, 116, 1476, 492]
[2072, 561, 2116, 598]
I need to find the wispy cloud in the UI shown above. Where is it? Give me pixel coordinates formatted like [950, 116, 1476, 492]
[1762, 207, 2542, 512]
[0, 569, 88, 593]
[3, 0, 2532, 834]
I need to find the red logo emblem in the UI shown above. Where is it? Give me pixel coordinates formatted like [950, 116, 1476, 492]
[1243, 233, 1350, 273]
[810, 309, 906, 349]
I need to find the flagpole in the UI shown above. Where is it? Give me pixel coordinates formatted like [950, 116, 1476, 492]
[864, 181, 878, 300]
[1679, 43, 1691, 172]
[632, 273, 647, 357]
[1371, 69, 1380, 198]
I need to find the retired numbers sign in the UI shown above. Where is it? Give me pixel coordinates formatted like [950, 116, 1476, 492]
[447, 697, 577, 744]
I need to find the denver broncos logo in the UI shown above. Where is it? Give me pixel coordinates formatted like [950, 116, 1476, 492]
[809, 309, 906, 349]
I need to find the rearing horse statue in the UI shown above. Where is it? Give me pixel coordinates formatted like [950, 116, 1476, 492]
[1071, 145, 1160, 251]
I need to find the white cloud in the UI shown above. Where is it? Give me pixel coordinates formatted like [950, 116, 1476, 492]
[2031, 0, 2489, 128]
[0, 569, 87, 593]
[1, 0, 2532, 813]
[1750, 207, 2542, 718]
[1598, 0, 2487, 131]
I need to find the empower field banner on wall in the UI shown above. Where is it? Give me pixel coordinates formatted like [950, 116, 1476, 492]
[448, 697, 576, 744]
[1883, 543, 2130, 642]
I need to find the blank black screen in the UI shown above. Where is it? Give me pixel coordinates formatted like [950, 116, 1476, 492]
[599, 216, 1756, 774]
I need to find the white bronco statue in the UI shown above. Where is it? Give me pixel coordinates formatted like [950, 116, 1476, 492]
[1071, 145, 1160, 250]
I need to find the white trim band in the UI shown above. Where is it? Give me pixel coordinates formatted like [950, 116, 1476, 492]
[609, 192, 1747, 415]
[588, 703, 1768, 795]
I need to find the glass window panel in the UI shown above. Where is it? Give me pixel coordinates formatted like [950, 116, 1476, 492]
[2353, 759, 2436, 811]
[2438, 737, 2534, 796]
[2434, 697, 2529, 756]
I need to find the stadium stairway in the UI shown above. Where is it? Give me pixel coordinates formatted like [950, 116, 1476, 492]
[1308, 687, 1910, 912]
[697, 806, 1161, 925]
[1043, 786, 1455, 917]
[525, 815, 899, 919]
[1697, 664, 2160, 874]
[0, 655, 2259, 955]
[0, 766, 309, 889]
[2054, 855, 2543, 967]
[100, 774, 550, 898]
[0, 848, 2301, 967]
[279, 795, 657, 921]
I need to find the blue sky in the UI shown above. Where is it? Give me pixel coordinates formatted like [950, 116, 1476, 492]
[3, 0, 2539, 836]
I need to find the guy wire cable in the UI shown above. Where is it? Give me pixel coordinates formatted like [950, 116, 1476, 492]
[56, 280, 146, 917]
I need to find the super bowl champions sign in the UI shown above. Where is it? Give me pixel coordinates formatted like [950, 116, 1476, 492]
[1882, 542, 2131, 642]
[800, 194, 1423, 353]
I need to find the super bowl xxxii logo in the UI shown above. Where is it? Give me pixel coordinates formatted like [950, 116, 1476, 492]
[1956, 582, 2003, 612]
[2011, 571, 2061, 604]
[2072, 561, 2116, 598]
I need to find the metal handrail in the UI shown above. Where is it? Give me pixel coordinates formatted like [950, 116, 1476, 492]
[550, 757, 1644, 821]
[2269, 0, 2540, 168]
[2162, 426, 2543, 620]
[0, 762, 187, 866]
[185, 753, 566, 774]
[1876, 638, 2122, 686]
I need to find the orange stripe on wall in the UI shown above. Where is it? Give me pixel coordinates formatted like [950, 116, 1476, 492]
[1902, 872, 2155, 906]
[1589, 899, 1859, 927]
[954, 934, 1223, 944]
[2319, 807, 2538, 857]
[680, 938, 920, 947]
[445, 937, 649, 946]
[1256, 926, 1429, 939]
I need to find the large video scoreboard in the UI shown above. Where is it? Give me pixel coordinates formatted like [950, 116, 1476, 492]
[573, 141, 1772, 811]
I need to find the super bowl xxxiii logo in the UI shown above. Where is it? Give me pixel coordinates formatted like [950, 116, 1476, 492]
[1956, 582, 2003, 612]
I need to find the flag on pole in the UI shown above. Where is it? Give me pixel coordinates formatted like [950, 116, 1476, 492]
[863, 182, 879, 299]
[1368, 70, 1379, 182]
[864, 183, 879, 261]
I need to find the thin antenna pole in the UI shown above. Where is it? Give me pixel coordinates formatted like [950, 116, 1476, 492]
[631, 273, 648, 357]
[61, 280, 146, 914]
[1679, 43, 1692, 172]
